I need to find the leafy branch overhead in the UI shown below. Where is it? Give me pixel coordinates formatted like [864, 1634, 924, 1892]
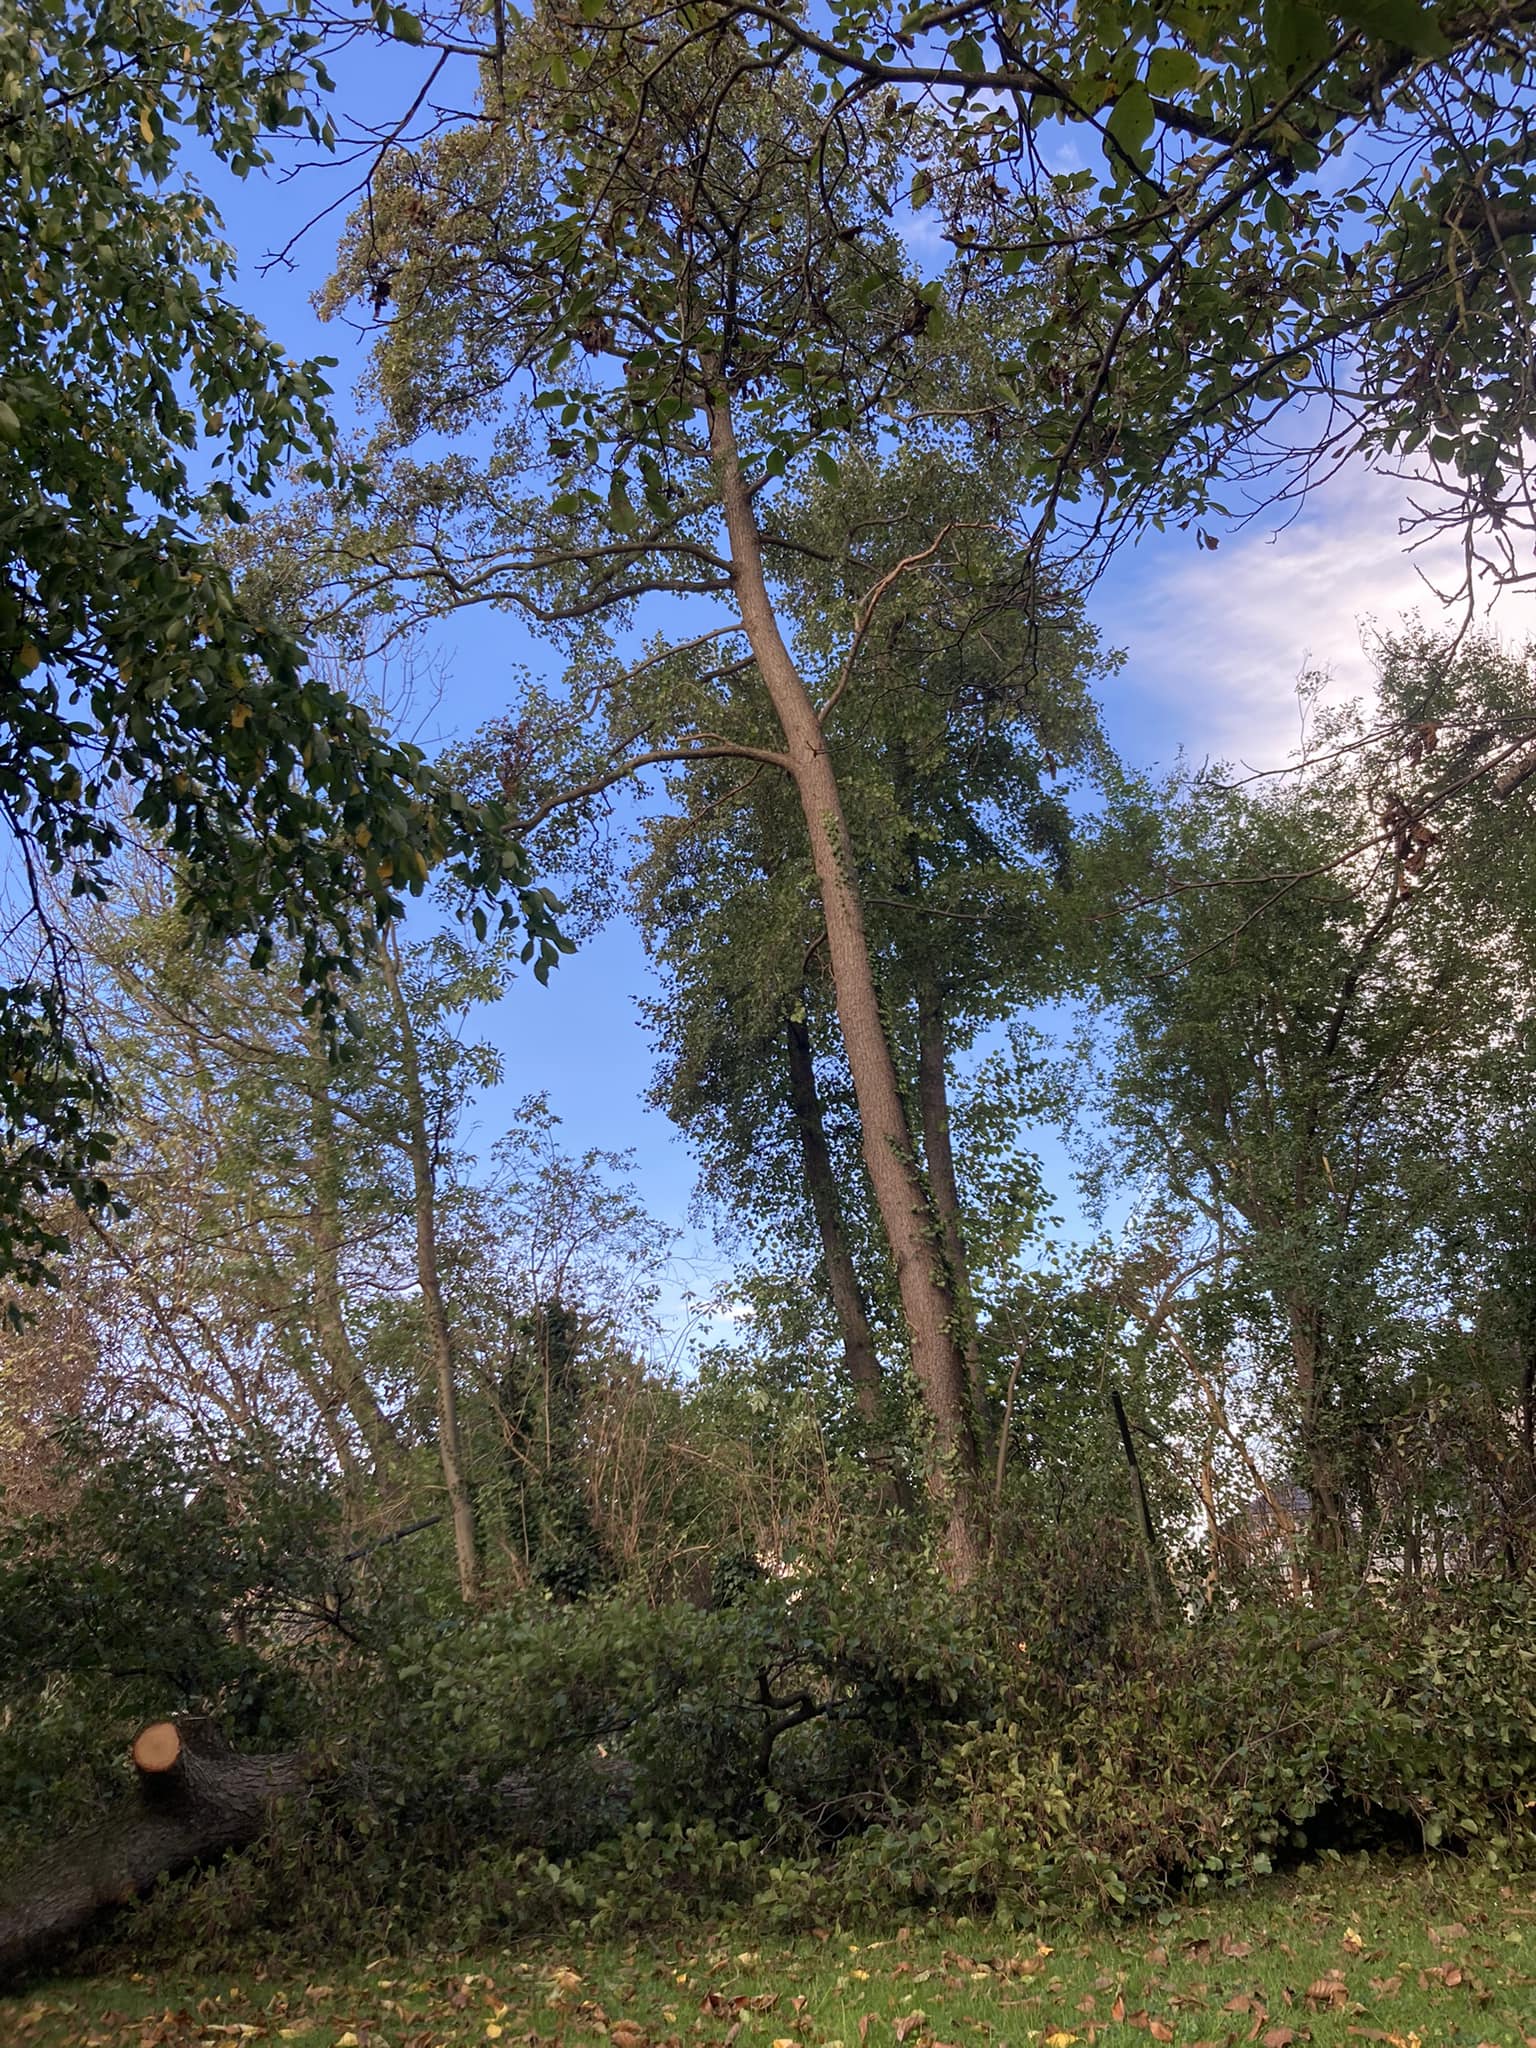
[377, 0, 1536, 593]
[0, 0, 565, 1280]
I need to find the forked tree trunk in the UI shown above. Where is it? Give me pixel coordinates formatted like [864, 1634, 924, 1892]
[0, 1721, 304, 1985]
[379, 940, 481, 1604]
[709, 389, 981, 1577]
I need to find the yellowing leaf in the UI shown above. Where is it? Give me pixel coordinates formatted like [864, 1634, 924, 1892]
[487, 2027, 504, 2041]
[1044, 2034, 1079, 2047]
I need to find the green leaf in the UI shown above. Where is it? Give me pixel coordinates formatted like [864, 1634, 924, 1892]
[1145, 47, 1200, 97]
[390, 7, 424, 44]
[950, 35, 986, 77]
[813, 449, 841, 486]
[1337, 0, 1450, 54]
[1261, 0, 1334, 76]
[1104, 83, 1155, 171]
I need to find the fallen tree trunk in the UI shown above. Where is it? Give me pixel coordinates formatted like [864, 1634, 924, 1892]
[0, 1719, 305, 1985]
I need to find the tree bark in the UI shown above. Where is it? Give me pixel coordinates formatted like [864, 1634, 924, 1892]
[1288, 1294, 1347, 1563]
[1110, 1385, 1167, 1620]
[307, 1061, 401, 1479]
[0, 1722, 304, 1986]
[783, 1008, 885, 1426]
[708, 387, 980, 1577]
[379, 939, 481, 1604]
[914, 974, 989, 1455]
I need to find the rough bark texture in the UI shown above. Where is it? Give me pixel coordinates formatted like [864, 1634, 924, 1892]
[0, 1722, 304, 1986]
[380, 940, 481, 1603]
[708, 387, 980, 1577]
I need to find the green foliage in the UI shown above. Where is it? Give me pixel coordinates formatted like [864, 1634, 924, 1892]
[0, 1425, 339, 1849]
[0, 0, 564, 1282]
[69, 1564, 1536, 1961]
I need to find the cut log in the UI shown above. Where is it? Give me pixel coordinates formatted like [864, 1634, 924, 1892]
[0, 1718, 304, 1985]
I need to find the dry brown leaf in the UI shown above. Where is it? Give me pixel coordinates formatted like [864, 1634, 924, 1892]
[1259, 2030, 1296, 2048]
[1149, 2021, 1175, 2042]
[1427, 1923, 1469, 1948]
[1304, 1974, 1348, 2013]
[1220, 1938, 1253, 1960]
[893, 2013, 927, 2043]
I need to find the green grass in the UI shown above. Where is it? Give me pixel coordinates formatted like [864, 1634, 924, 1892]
[5, 1857, 1535, 2048]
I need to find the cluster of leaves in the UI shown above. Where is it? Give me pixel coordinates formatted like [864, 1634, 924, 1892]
[0, 0, 566, 1283]
[0, 1424, 342, 1852]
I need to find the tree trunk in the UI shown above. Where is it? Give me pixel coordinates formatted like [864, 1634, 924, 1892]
[0, 1721, 303, 1986]
[1288, 1294, 1346, 1564]
[783, 1008, 885, 1426]
[914, 974, 989, 1455]
[307, 1061, 401, 1479]
[380, 940, 481, 1604]
[1110, 1386, 1167, 1620]
[708, 388, 980, 1577]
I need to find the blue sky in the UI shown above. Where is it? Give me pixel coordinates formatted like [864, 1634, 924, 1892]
[190, 43, 1534, 1336]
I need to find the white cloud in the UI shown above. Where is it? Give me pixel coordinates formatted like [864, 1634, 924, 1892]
[1097, 467, 1535, 771]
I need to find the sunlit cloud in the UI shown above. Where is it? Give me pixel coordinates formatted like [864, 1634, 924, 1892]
[1099, 467, 1533, 771]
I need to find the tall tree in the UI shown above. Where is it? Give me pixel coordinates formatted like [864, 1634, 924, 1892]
[319, 15, 1074, 1571]
[1092, 633, 1536, 1559]
[514, 0, 1536, 600]
[628, 448, 1108, 1462]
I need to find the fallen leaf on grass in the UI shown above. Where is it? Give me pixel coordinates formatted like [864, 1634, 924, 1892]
[1219, 1939, 1252, 1961]
[1304, 1973, 1348, 2012]
[1148, 2021, 1174, 2042]
[1342, 1930, 1365, 1955]
[893, 2011, 926, 2042]
[1426, 1923, 1468, 1949]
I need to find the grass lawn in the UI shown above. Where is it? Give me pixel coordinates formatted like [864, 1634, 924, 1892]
[4, 1856, 1534, 2048]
